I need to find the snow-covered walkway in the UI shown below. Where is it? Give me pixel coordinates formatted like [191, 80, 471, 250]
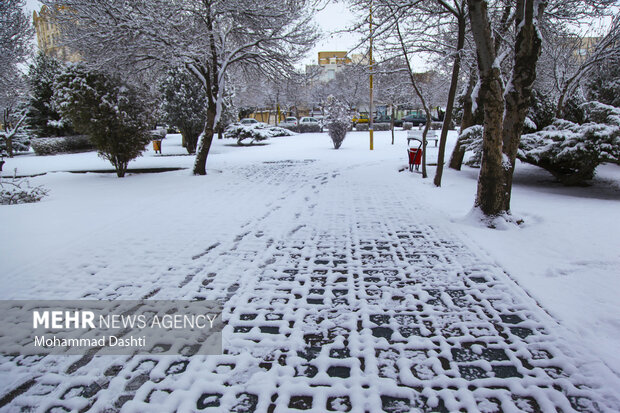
[1, 133, 619, 412]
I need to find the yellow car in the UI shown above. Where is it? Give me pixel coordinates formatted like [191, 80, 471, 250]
[351, 113, 369, 125]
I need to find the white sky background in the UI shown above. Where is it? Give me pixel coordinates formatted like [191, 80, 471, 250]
[25, 0, 41, 14]
[302, 2, 362, 66]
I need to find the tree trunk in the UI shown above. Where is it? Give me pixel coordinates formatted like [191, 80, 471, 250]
[499, 0, 544, 212]
[6, 136, 14, 158]
[434, 15, 466, 187]
[468, 0, 545, 217]
[474, 73, 505, 215]
[449, 69, 476, 170]
[390, 104, 395, 145]
[193, 104, 217, 175]
[468, 0, 506, 216]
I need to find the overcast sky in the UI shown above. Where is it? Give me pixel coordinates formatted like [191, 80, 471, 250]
[303, 2, 362, 66]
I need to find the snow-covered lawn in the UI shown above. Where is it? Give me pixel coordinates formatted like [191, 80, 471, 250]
[1, 131, 618, 411]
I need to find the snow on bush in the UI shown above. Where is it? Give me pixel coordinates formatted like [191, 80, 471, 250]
[224, 123, 295, 145]
[325, 96, 349, 149]
[297, 123, 321, 133]
[0, 176, 49, 205]
[402, 122, 413, 130]
[373, 123, 391, 131]
[0, 130, 30, 154]
[160, 68, 206, 154]
[355, 123, 368, 131]
[459, 125, 484, 167]
[519, 102, 620, 185]
[54, 65, 153, 177]
[527, 89, 556, 132]
[523, 116, 537, 133]
[30, 135, 94, 156]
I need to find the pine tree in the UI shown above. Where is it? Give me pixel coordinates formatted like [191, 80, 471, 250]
[54, 65, 153, 177]
[25, 53, 71, 137]
[160, 68, 207, 154]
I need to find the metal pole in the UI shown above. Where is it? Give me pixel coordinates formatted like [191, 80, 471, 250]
[369, 0, 374, 151]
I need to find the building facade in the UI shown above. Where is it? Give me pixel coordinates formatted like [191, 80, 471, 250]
[33, 6, 79, 62]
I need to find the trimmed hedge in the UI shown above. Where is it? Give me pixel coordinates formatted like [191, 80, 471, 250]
[373, 123, 391, 131]
[403, 122, 413, 130]
[31, 135, 95, 156]
[297, 123, 321, 133]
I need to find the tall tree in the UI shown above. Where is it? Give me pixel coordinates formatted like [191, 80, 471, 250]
[432, 0, 467, 187]
[0, 0, 33, 157]
[45, 0, 319, 175]
[25, 53, 70, 138]
[467, 0, 614, 220]
[467, 0, 546, 218]
[160, 68, 207, 154]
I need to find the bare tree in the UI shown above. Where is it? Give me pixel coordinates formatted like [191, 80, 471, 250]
[375, 59, 412, 144]
[551, 17, 620, 117]
[431, 0, 468, 187]
[46, 0, 319, 175]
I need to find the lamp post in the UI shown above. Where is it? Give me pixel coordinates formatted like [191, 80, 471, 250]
[369, 0, 374, 151]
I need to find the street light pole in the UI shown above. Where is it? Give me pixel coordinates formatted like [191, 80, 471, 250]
[369, 0, 374, 151]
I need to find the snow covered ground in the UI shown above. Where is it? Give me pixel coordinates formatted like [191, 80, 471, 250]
[0, 131, 619, 412]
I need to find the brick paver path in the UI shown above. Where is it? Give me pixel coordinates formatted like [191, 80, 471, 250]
[1, 159, 617, 412]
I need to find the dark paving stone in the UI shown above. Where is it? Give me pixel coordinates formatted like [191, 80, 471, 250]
[510, 327, 533, 339]
[327, 366, 350, 378]
[197, 393, 223, 409]
[500, 314, 524, 324]
[114, 395, 133, 409]
[327, 396, 352, 412]
[259, 326, 279, 334]
[398, 327, 422, 338]
[231, 392, 259, 413]
[370, 314, 391, 325]
[295, 364, 317, 378]
[234, 326, 252, 333]
[458, 365, 489, 380]
[492, 365, 523, 378]
[329, 348, 350, 359]
[288, 395, 313, 410]
[481, 348, 509, 362]
[298, 347, 321, 361]
[372, 327, 393, 340]
[381, 395, 411, 413]
[124, 374, 149, 392]
[470, 277, 487, 283]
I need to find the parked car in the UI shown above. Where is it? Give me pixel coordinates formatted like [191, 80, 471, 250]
[312, 115, 325, 125]
[279, 117, 298, 130]
[351, 113, 369, 126]
[240, 118, 260, 125]
[373, 114, 392, 124]
[401, 113, 427, 126]
[298, 117, 321, 132]
[299, 117, 319, 125]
